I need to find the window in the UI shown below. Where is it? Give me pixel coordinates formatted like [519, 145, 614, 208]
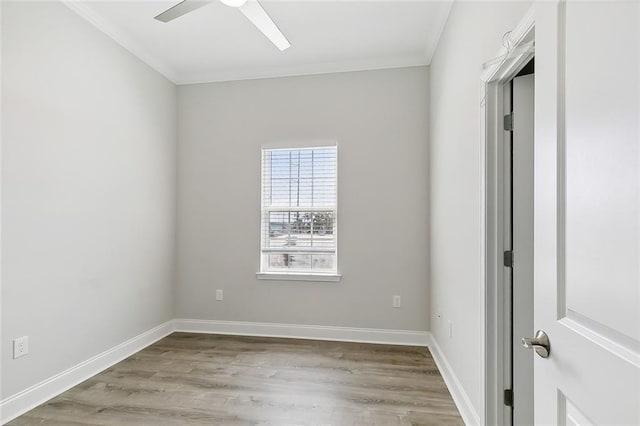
[259, 145, 338, 279]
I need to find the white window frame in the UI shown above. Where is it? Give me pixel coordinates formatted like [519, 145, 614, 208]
[256, 141, 341, 282]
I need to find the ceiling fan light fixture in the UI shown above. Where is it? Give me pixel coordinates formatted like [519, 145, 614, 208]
[154, 0, 290, 51]
[220, 0, 248, 8]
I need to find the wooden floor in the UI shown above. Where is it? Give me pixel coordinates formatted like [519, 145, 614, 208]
[10, 333, 463, 425]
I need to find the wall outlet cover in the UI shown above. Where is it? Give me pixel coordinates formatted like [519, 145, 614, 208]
[392, 295, 401, 308]
[13, 336, 29, 359]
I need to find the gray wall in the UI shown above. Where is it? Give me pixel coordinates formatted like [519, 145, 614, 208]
[177, 67, 430, 331]
[1, 1, 177, 398]
[428, 1, 532, 419]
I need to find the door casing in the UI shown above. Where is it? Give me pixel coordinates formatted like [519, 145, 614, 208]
[479, 7, 535, 426]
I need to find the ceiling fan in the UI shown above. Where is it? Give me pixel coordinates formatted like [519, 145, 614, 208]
[154, 0, 291, 51]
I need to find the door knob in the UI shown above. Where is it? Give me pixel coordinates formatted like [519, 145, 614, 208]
[521, 330, 550, 358]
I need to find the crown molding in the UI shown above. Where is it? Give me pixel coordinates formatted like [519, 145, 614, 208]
[175, 55, 428, 85]
[61, 0, 180, 84]
[60, 1, 435, 86]
[424, 0, 453, 64]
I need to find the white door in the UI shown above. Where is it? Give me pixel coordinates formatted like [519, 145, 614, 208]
[534, 1, 640, 425]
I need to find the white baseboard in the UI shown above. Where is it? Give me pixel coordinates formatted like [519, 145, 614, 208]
[426, 334, 481, 426]
[174, 318, 429, 347]
[0, 319, 432, 424]
[0, 320, 175, 425]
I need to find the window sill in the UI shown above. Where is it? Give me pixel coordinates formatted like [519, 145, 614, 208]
[256, 272, 342, 282]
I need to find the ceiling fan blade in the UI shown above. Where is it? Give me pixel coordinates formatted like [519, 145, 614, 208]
[238, 0, 291, 51]
[154, 0, 212, 23]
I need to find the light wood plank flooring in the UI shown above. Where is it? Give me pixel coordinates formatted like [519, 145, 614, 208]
[9, 333, 463, 425]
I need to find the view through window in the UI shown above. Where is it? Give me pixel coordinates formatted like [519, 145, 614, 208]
[260, 146, 337, 274]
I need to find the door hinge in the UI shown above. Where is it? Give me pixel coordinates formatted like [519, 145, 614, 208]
[504, 113, 514, 131]
[504, 389, 514, 407]
[504, 250, 514, 268]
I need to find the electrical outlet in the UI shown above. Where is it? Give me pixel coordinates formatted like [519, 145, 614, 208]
[216, 289, 223, 301]
[448, 320, 453, 339]
[13, 336, 29, 359]
[392, 295, 401, 308]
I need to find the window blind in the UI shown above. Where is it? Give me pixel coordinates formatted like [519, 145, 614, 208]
[260, 146, 338, 274]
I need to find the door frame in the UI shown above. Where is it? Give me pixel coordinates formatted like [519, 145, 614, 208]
[480, 6, 535, 426]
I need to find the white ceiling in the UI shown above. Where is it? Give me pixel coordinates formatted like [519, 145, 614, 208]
[64, 0, 452, 84]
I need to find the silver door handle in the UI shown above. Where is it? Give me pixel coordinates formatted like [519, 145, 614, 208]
[521, 330, 550, 358]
